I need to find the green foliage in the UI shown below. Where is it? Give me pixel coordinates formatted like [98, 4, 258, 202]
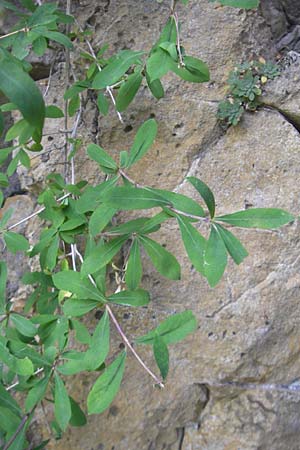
[0, 0, 296, 447]
[209, 0, 259, 8]
[217, 59, 280, 125]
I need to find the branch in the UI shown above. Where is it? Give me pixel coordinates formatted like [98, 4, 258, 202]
[0, 27, 30, 40]
[74, 247, 164, 387]
[119, 169, 208, 222]
[74, 19, 124, 123]
[170, 1, 185, 67]
[2, 411, 31, 450]
[6, 193, 71, 231]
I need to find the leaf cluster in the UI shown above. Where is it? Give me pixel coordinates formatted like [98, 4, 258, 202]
[217, 58, 280, 126]
[0, 0, 295, 448]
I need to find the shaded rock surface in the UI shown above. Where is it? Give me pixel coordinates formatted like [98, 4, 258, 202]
[260, 0, 300, 50]
[7, 0, 300, 449]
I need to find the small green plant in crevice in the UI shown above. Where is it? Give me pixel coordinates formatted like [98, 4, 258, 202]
[217, 58, 280, 126]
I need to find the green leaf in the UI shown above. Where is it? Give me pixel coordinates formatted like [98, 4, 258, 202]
[187, 176, 215, 218]
[137, 310, 197, 345]
[139, 211, 171, 234]
[156, 17, 177, 46]
[116, 71, 143, 112]
[4, 231, 29, 253]
[214, 223, 248, 265]
[71, 319, 91, 345]
[53, 271, 105, 302]
[83, 310, 110, 370]
[146, 74, 164, 100]
[43, 31, 73, 49]
[0, 172, 9, 187]
[92, 50, 144, 89]
[97, 92, 109, 115]
[125, 240, 142, 290]
[59, 217, 86, 232]
[32, 36, 47, 56]
[87, 351, 126, 415]
[139, 235, 181, 280]
[10, 314, 37, 337]
[103, 187, 171, 210]
[204, 225, 227, 287]
[108, 217, 158, 235]
[81, 236, 128, 276]
[63, 298, 99, 317]
[146, 48, 174, 82]
[0, 261, 7, 313]
[25, 374, 50, 412]
[127, 119, 158, 167]
[89, 205, 116, 237]
[0, 406, 21, 433]
[13, 356, 34, 376]
[152, 188, 205, 218]
[18, 149, 30, 168]
[0, 111, 4, 137]
[69, 397, 87, 427]
[5, 119, 33, 143]
[209, 0, 259, 9]
[75, 176, 119, 214]
[54, 373, 72, 431]
[177, 215, 206, 275]
[45, 105, 64, 118]
[171, 56, 210, 83]
[43, 233, 59, 271]
[68, 94, 80, 117]
[87, 144, 118, 171]
[0, 208, 13, 229]
[108, 289, 150, 307]
[64, 81, 89, 100]
[153, 335, 169, 380]
[0, 383, 22, 417]
[215, 208, 295, 229]
[0, 53, 45, 136]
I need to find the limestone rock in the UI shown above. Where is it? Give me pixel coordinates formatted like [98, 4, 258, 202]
[263, 55, 300, 128]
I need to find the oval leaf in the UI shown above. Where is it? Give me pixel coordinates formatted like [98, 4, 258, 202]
[204, 225, 227, 287]
[0, 53, 45, 136]
[214, 223, 248, 265]
[54, 373, 72, 431]
[177, 215, 206, 275]
[108, 289, 150, 307]
[153, 335, 169, 380]
[137, 310, 197, 345]
[87, 351, 126, 415]
[139, 235, 181, 280]
[187, 176, 215, 218]
[125, 240, 142, 290]
[215, 208, 294, 229]
[103, 187, 171, 210]
[127, 119, 158, 167]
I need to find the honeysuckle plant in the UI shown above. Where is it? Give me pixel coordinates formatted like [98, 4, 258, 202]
[0, 0, 294, 448]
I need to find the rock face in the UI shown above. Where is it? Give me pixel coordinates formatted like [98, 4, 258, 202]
[260, 0, 300, 50]
[7, 0, 300, 449]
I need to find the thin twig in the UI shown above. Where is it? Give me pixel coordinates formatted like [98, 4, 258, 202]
[106, 304, 164, 387]
[74, 19, 124, 123]
[3, 412, 30, 450]
[74, 247, 164, 387]
[0, 27, 30, 40]
[172, 12, 185, 67]
[119, 169, 208, 222]
[6, 368, 44, 391]
[7, 193, 71, 231]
